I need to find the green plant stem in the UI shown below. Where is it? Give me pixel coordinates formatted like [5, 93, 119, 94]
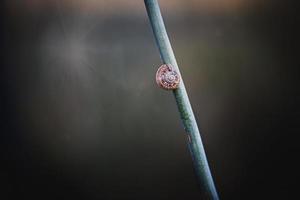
[144, 0, 219, 199]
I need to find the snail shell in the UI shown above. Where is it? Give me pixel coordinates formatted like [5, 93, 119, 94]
[156, 64, 180, 90]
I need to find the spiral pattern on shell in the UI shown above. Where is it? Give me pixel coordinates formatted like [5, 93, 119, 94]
[156, 64, 180, 90]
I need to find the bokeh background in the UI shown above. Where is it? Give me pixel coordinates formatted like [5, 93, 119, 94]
[0, 0, 299, 199]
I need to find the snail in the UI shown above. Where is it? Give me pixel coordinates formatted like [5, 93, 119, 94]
[156, 64, 180, 90]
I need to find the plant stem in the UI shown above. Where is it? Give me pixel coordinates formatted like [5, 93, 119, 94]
[144, 0, 219, 199]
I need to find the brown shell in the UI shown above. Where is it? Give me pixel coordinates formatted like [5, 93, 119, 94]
[156, 64, 180, 90]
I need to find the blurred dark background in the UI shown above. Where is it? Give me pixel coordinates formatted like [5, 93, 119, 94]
[0, 0, 299, 199]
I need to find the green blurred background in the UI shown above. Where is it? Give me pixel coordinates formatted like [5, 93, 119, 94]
[1, 0, 298, 199]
